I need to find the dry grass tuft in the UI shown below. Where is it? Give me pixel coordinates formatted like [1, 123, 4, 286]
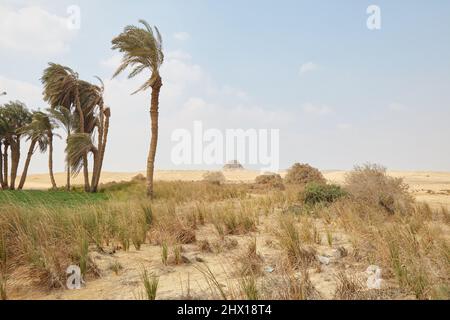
[141, 267, 159, 300]
[334, 271, 364, 300]
[275, 214, 317, 269]
[237, 239, 263, 276]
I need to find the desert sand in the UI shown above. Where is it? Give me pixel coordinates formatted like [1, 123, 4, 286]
[7, 169, 450, 300]
[22, 169, 450, 209]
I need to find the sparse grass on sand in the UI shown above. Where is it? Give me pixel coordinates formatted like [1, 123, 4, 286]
[0, 168, 449, 300]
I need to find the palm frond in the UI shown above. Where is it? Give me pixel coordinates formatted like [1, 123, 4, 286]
[66, 133, 94, 176]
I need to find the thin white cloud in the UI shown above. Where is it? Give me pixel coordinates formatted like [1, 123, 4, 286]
[0, 5, 76, 54]
[337, 123, 352, 130]
[299, 62, 318, 75]
[388, 102, 408, 112]
[100, 54, 122, 70]
[166, 50, 192, 61]
[173, 32, 191, 41]
[302, 103, 333, 116]
[0, 75, 43, 108]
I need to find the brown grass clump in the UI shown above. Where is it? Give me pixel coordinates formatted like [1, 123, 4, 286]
[284, 163, 326, 185]
[212, 202, 258, 237]
[328, 198, 449, 300]
[202, 171, 226, 185]
[334, 271, 364, 300]
[265, 265, 320, 300]
[345, 164, 414, 214]
[275, 214, 317, 268]
[131, 174, 146, 182]
[197, 240, 213, 253]
[237, 239, 263, 276]
[255, 173, 285, 190]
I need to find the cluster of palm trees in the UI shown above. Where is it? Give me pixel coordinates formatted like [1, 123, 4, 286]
[0, 19, 162, 197]
[0, 67, 111, 192]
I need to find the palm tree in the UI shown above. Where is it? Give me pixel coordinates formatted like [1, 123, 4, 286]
[87, 77, 111, 192]
[47, 106, 77, 191]
[18, 111, 59, 190]
[0, 102, 32, 190]
[112, 20, 164, 199]
[0, 113, 7, 190]
[42, 65, 110, 193]
[42, 64, 90, 191]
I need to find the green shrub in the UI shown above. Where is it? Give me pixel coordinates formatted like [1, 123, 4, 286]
[303, 183, 347, 205]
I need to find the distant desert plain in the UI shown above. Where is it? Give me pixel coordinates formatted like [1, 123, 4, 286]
[22, 170, 450, 209]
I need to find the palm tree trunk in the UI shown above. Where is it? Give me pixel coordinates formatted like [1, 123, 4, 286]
[91, 109, 110, 192]
[75, 88, 90, 192]
[90, 106, 104, 193]
[147, 76, 162, 199]
[18, 140, 36, 190]
[66, 135, 71, 191]
[66, 164, 71, 191]
[0, 141, 4, 190]
[3, 144, 8, 188]
[90, 148, 99, 192]
[48, 132, 57, 189]
[9, 140, 20, 190]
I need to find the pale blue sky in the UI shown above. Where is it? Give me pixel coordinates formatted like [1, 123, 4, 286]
[1, 0, 449, 173]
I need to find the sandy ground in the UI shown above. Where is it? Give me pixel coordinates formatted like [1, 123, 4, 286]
[7, 169, 449, 300]
[23, 169, 450, 209]
[9, 215, 366, 300]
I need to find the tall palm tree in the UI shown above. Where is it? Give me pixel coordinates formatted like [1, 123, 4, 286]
[87, 77, 111, 192]
[42, 64, 90, 191]
[0, 102, 32, 190]
[47, 106, 77, 191]
[18, 111, 59, 190]
[112, 20, 164, 199]
[67, 77, 109, 193]
[0, 113, 7, 190]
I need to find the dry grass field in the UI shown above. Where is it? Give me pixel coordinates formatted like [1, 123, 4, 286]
[20, 169, 450, 209]
[1, 167, 449, 300]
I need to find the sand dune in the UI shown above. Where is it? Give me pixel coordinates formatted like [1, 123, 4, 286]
[20, 169, 450, 209]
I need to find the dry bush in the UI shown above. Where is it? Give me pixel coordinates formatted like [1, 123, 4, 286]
[131, 174, 146, 182]
[284, 163, 326, 185]
[148, 203, 196, 245]
[202, 171, 226, 185]
[255, 173, 285, 190]
[345, 164, 414, 214]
